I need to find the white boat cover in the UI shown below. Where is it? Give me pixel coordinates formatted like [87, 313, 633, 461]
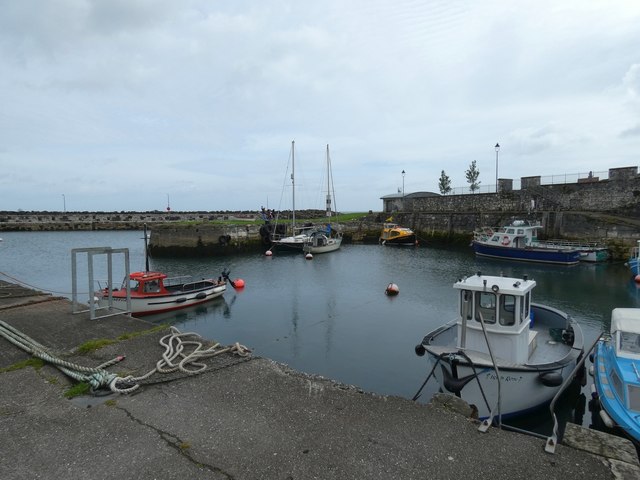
[611, 308, 640, 335]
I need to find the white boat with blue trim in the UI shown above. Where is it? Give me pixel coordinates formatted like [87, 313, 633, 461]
[414, 272, 584, 420]
[591, 308, 640, 444]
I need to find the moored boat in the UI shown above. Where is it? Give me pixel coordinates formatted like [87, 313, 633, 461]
[471, 220, 581, 265]
[591, 308, 640, 443]
[379, 222, 416, 246]
[270, 140, 314, 251]
[414, 272, 584, 420]
[303, 144, 342, 254]
[96, 270, 228, 316]
[304, 226, 342, 254]
[626, 240, 640, 280]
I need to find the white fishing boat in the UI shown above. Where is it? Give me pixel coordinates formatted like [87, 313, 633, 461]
[414, 272, 584, 420]
[303, 144, 342, 254]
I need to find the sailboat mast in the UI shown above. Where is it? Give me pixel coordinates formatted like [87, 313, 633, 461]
[325, 144, 332, 217]
[291, 140, 296, 231]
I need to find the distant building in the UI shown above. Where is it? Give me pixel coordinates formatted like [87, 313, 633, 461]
[381, 191, 440, 213]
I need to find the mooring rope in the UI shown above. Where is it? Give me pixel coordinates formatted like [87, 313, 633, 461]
[0, 321, 251, 394]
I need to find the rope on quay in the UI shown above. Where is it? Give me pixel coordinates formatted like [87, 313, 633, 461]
[0, 322, 251, 394]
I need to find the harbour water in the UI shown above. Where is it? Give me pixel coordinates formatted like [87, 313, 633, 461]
[2, 230, 639, 437]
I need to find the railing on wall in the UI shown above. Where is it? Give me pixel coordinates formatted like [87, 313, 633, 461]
[445, 170, 609, 195]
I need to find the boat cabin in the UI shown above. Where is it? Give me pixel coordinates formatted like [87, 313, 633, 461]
[454, 272, 537, 364]
[485, 221, 540, 249]
[124, 271, 169, 295]
[611, 308, 640, 360]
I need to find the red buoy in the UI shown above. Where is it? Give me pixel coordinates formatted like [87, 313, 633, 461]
[233, 278, 245, 289]
[385, 283, 399, 296]
[635, 274, 640, 284]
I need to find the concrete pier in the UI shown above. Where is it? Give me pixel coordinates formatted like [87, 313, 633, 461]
[1, 282, 638, 479]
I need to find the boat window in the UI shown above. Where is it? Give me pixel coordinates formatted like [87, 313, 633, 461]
[517, 229, 524, 235]
[619, 331, 640, 355]
[499, 295, 516, 326]
[629, 385, 640, 412]
[475, 292, 496, 323]
[506, 228, 515, 234]
[460, 290, 473, 320]
[490, 235, 500, 242]
[144, 280, 160, 293]
[524, 292, 530, 323]
[610, 369, 624, 402]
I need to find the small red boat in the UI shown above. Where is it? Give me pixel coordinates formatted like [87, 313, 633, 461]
[96, 270, 227, 317]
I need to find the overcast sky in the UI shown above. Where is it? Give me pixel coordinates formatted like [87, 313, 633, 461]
[1, 0, 639, 213]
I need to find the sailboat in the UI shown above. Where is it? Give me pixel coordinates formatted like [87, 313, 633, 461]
[270, 141, 315, 250]
[303, 145, 342, 254]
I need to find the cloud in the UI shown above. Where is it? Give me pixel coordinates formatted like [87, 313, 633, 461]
[1, 0, 640, 212]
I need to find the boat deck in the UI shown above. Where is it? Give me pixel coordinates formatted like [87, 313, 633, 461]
[426, 322, 575, 369]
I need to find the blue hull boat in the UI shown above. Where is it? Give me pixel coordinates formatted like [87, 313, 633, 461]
[472, 242, 581, 265]
[627, 240, 640, 279]
[472, 220, 581, 265]
[592, 308, 640, 444]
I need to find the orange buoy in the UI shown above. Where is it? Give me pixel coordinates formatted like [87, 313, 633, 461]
[385, 283, 399, 296]
[265, 250, 273, 256]
[233, 278, 245, 289]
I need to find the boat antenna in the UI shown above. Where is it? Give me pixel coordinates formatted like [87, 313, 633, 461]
[143, 223, 150, 272]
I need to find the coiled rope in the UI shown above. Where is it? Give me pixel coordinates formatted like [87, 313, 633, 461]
[0, 321, 251, 394]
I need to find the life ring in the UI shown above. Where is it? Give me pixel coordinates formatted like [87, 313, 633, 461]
[501, 236, 510, 246]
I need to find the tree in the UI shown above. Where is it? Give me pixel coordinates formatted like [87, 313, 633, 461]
[438, 170, 452, 195]
[465, 160, 480, 193]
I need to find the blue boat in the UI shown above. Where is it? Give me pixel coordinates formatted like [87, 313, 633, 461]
[592, 308, 640, 444]
[471, 221, 582, 265]
[627, 240, 640, 279]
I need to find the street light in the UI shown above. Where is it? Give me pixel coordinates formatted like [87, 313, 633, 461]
[402, 170, 405, 197]
[495, 143, 500, 193]
[62, 194, 66, 213]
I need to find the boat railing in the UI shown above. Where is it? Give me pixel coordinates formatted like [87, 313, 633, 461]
[544, 334, 601, 454]
[164, 275, 193, 288]
[542, 239, 605, 249]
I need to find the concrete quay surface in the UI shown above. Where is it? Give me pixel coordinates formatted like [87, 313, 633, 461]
[0, 282, 637, 480]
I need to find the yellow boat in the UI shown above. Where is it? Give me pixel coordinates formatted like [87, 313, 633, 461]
[379, 222, 416, 246]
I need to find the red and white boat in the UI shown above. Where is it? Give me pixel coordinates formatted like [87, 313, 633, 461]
[96, 270, 227, 317]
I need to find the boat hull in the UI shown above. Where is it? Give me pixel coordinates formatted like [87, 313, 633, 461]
[592, 339, 640, 443]
[419, 302, 584, 419]
[428, 354, 577, 419]
[303, 238, 342, 254]
[380, 234, 416, 246]
[472, 241, 581, 265]
[98, 283, 226, 316]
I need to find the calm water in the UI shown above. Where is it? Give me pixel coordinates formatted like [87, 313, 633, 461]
[2, 230, 639, 435]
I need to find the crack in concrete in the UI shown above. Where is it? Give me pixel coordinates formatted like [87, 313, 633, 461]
[115, 404, 235, 479]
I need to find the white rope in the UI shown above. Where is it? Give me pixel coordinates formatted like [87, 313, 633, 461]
[0, 322, 251, 395]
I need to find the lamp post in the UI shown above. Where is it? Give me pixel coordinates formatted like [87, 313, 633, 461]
[402, 170, 405, 197]
[62, 194, 66, 213]
[495, 143, 500, 193]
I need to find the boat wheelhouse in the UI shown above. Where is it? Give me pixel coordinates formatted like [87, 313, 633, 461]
[592, 308, 640, 443]
[414, 272, 584, 420]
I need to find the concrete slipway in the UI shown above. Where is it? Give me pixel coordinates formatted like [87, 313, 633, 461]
[0, 281, 638, 480]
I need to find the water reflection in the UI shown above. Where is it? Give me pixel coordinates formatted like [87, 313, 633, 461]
[3, 231, 640, 437]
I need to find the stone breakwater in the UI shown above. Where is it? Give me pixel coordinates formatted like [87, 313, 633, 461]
[1, 205, 638, 260]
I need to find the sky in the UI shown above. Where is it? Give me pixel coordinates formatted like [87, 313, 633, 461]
[1, 0, 639, 213]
